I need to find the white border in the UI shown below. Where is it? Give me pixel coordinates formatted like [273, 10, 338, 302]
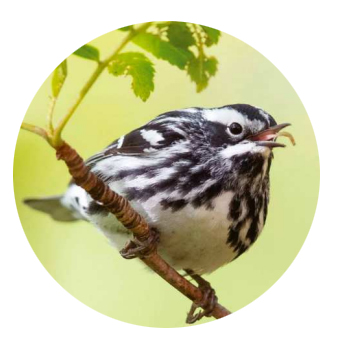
[1, 1, 344, 362]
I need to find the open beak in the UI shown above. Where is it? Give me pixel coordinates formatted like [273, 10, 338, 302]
[247, 123, 291, 148]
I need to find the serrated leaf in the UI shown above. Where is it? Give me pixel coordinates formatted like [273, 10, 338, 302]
[187, 56, 218, 92]
[132, 33, 193, 70]
[108, 52, 155, 102]
[167, 22, 195, 49]
[51, 59, 67, 98]
[118, 25, 133, 32]
[200, 25, 221, 46]
[205, 57, 218, 76]
[73, 44, 100, 62]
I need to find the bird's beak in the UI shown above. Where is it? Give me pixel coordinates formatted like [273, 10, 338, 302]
[247, 123, 292, 148]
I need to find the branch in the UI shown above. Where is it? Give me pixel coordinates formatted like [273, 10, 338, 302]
[56, 142, 231, 321]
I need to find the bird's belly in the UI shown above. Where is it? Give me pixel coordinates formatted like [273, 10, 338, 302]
[157, 222, 236, 275]
[139, 192, 237, 274]
[88, 191, 238, 275]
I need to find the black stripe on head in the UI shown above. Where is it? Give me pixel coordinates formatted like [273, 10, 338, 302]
[229, 104, 277, 127]
[206, 121, 236, 147]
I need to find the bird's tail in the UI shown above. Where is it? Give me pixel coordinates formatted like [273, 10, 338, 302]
[23, 195, 80, 222]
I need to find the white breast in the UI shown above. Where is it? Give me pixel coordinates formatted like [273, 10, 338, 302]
[135, 191, 237, 274]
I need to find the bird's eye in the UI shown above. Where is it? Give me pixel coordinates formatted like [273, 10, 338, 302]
[228, 122, 243, 135]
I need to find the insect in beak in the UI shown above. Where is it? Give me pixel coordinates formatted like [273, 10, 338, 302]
[247, 123, 295, 148]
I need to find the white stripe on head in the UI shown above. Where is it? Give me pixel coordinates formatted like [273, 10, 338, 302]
[153, 116, 192, 124]
[203, 107, 268, 135]
[202, 108, 247, 127]
[178, 107, 199, 114]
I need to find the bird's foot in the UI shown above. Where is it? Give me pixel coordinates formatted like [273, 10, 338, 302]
[120, 229, 159, 259]
[185, 270, 218, 324]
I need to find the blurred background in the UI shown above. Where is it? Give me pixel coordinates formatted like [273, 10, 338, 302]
[13, 24, 319, 328]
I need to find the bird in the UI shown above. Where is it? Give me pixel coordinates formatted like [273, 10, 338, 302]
[24, 104, 292, 320]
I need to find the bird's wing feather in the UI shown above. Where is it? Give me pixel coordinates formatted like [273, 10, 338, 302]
[85, 120, 189, 168]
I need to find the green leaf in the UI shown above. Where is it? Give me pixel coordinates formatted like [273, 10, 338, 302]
[205, 56, 218, 76]
[132, 33, 193, 70]
[118, 25, 133, 32]
[167, 22, 195, 49]
[51, 59, 67, 98]
[200, 25, 221, 46]
[108, 52, 155, 101]
[73, 44, 100, 62]
[187, 56, 218, 92]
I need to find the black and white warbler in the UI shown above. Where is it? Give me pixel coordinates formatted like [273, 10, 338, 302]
[25, 104, 292, 275]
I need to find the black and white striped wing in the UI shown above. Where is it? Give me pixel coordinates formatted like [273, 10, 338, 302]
[85, 118, 191, 169]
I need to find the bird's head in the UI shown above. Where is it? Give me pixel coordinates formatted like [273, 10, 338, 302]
[202, 103, 292, 150]
[186, 104, 295, 191]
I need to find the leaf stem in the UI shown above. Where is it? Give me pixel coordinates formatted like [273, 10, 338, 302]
[51, 22, 152, 147]
[192, 24, 205, 86]
[47, 96, 57, 134]
[193, 24, 205, 57]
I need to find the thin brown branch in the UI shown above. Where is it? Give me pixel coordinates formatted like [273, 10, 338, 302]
[142, 252, 230, 320]
[56, 141, 231, 322]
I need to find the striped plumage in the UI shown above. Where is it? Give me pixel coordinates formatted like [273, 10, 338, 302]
[25, 104, 286, 274]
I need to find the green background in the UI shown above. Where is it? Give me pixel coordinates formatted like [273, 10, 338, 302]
[13, 25, 319, 328]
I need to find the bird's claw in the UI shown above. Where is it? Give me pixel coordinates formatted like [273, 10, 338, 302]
[185, 273, 218, 324]
[120, 231, 158, 259]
